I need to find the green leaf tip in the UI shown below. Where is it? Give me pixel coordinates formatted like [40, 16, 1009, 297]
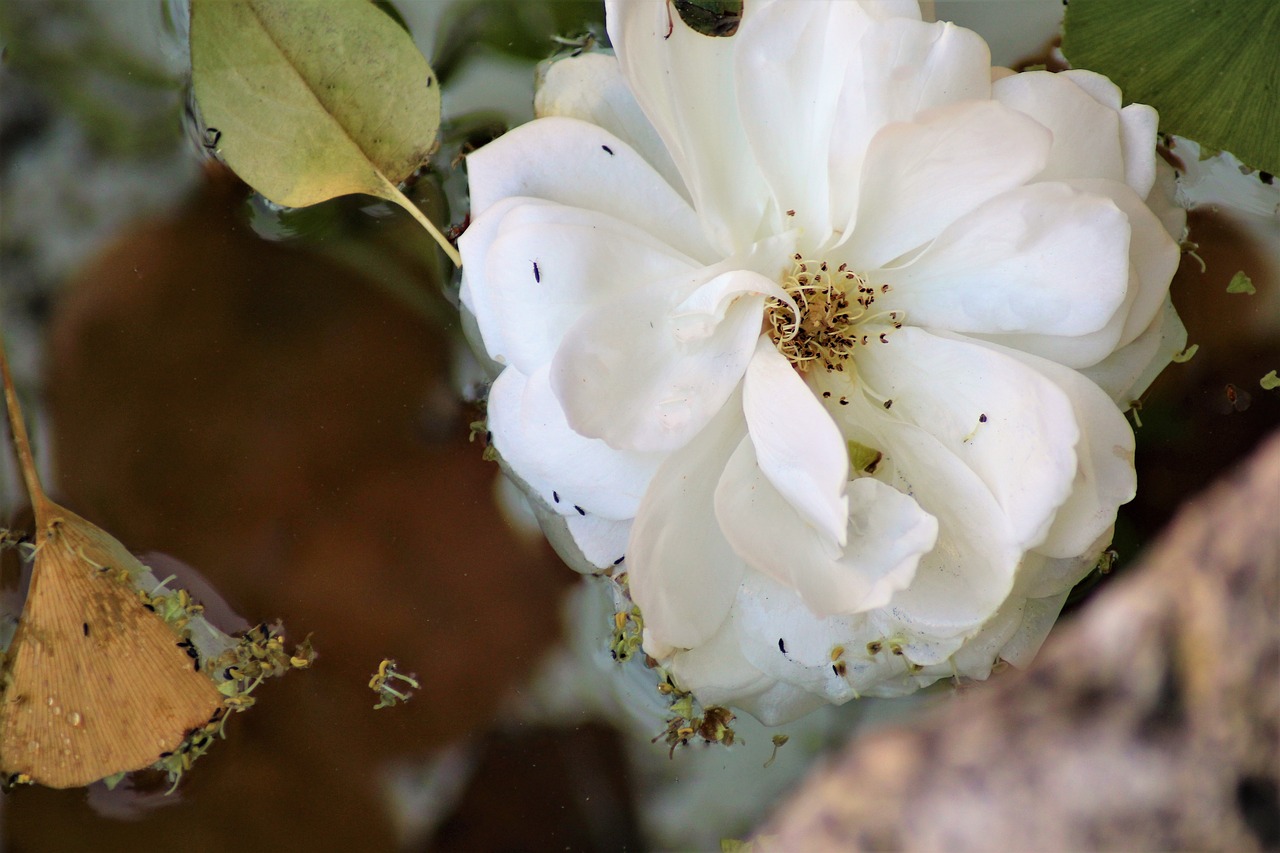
[1062, 0, 1280, 175]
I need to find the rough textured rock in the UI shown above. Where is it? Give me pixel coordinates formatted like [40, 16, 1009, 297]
[758, 430, 1280, 852]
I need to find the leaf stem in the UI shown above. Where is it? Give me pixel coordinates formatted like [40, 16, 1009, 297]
[378, 177, 462, 268]
[0, 331, 48, 510]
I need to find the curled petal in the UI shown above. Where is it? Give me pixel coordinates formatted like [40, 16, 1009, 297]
[935, 332, 1137, 560]
[743, 339, 849, 545]
[854, 328, 1079, 551]
[716, 436, 936, 617]
[836, 394, 1022, 652]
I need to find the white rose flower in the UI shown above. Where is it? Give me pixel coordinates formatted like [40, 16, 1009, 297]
[460, 0, 1186, 724]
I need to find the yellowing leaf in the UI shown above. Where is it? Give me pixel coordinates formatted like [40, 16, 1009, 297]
[190, 0, 459, 264]
[1226, 271, 1257, 295]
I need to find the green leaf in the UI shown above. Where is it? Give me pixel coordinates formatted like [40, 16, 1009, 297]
[1062, 0, 1280, 175]
[1261, 370, 1280, 391]
[1226, 271, 1257, 295]
[1171, 343, 1199, 363]
[190, 0, 458, 264]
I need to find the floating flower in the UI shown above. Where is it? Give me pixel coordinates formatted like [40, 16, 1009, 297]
[460, 0, 1185, 724]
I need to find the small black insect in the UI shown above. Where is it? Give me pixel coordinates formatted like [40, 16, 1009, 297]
[612, 555, 625, 566]
[979, 413, 988, 423]
[82, 622, 89, 637]
[601, 144, 614, 155]
[574, 505, 586, 516]
[532, 261, 541, 282]
[883, 399, 894, 409]
[552, 490, 560, 504]
[778, 638, 787, 654]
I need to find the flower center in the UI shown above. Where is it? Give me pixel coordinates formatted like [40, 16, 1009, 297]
[765, 254, 898, 373]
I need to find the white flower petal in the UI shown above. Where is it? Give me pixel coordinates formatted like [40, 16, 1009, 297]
[551, 264, 776, 453]
[998, 592, 1071, 668]
[854, 328, 1079, 551]
[630, 395, 748, 650]
[564, 513, 632, 570]
[829, 19, 991, 233]
[481, 201, 698, 373]
[1022, 530, 1112, 600]
[535, 51, 688, 202]
[459, 195, 527, 367]
[879, 182, 1131, 336]
[665, 608, 777, 709]
[993, 70, 1126, 185]
[733, 1, 853, 243]
[466, 115, 715, 263]
[840, 100, 1051, 269]
[1119, 103, 1159, 199]
[606, 0, 771, 253]
[1082, 295, 1187, 405]
[973, 178, 1180, 367]
[834, 393, 1023, 648]
[1059, 69, 1121, 110]
[716, 437, 935, 617]
[1066, 179, 1182, 347]
[488, 365, 664, 520]
[742, 339, 849, 544]
[732, 572, 863, 705]
[938, 333, 1137, 560]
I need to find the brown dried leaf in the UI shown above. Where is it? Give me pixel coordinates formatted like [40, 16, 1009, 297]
[0, 507, 221, 788]
[0, 343, 221, 788]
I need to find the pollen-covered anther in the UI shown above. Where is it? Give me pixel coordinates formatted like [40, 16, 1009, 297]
[765, 256, 896, 372]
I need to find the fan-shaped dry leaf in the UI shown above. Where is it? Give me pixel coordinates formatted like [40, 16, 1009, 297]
[0, 345, 221, 788]
[1063, 0, 1280, 175]
[0, 508, 222, 788]
[190, 0, 459, 264]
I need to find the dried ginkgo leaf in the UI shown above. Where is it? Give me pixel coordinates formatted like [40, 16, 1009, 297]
[0, 344, 221, 788]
